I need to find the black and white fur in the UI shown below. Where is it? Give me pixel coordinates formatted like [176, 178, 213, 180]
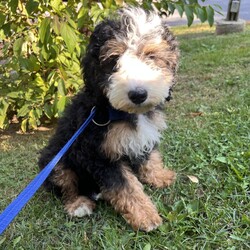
[39, 7, 179, 232]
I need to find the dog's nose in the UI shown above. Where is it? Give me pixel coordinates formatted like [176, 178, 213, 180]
[128, 87, 148, 104]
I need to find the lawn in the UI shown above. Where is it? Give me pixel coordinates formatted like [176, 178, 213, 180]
[0, 24, 249, 249]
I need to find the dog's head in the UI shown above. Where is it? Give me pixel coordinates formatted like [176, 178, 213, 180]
[83, 7, 179, 114]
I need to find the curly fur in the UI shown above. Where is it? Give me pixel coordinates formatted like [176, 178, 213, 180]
[38, 7, 179, 232]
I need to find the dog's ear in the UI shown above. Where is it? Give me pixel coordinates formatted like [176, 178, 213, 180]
[87, 20, 120, 59]
[161, 20, 179, 76]
[82, 20, 120, 92]
[161, 20, 178, 51]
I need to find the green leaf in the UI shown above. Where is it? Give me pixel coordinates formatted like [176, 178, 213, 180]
[0, 13, 6, 28]
[189, 0, 198, 4]
[216, 156, 227, 164]
[29, 55, 40, 72]
[184, 5, 194, 27]
[77, 6, 89, 29]
[51, 0, 61, 12]
[39, 17, 51, 44]
[0, 236, 6, 245]
[57, 96, 67, 115]
[7, 92, 20, 98]
[17, 104, 30, 117]
[242, 151, 250, 159]
[28, 117, 38, 129]
[90, 5, 105, 25]
[242, 214, 250, 225]
[34, 73, 47, 91]
[41, 46, 50, 60]
[0, 99, 9, 115]
[213, 4, 223, 11]
[19, 55, 40, 72]
[168, 3, 175, 14]
[58, 79, 66, 96]
[13, 37, 24, 56]
[0, 98, 9, 129]
[196, 7, 207, 23]
[13, 236, 21, 248]
[25, 0, 39, 15]
[2, 22, 11, 36]
[29, 109, 41, 129]
[44, 103, 54, 119]
[230, 165, 243, 181]
[21, 118, 28, 132]
[206, 5, 214, 26]
[19, 57, 30, 70]
[52, 15, 61, 35]
[174, 4, 184, 17]
[0, 114, 8, 129]
[36, 108, 43, 118]
[10, 0, 18, 13]
[143, 243, 151, 250]
[186, 200, 200, 214]
[60, 22, 78, 53]
[229, 235, 245, 242]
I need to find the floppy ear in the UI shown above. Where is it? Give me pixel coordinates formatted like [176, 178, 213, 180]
[81, 20, 120, 92]
[161, 20, 178, 51]
[161, 20, 179, 76]
[86, 20, 120, 59]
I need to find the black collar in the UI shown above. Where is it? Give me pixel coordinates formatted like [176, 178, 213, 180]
[92, 105, 136, 126]
[108, 106, 135, 121]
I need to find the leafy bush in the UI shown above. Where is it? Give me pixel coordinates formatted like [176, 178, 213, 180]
[0, 0, 216, 131]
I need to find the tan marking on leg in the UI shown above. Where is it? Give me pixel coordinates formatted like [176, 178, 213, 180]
[102, 166, 162, 232]
[53, 165, 96, 217]
[53, 165, 79, 203]
[139, 150, 176, 188]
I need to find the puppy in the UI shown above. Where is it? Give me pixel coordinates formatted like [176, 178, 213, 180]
[38, 7, 179, 232]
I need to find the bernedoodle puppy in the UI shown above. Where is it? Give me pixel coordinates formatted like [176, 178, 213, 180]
[38, 7, 179, 232]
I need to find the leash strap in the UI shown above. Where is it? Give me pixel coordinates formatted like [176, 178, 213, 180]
[0, 107, 96, 235]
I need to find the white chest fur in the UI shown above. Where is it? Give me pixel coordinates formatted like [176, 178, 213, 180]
[101, 111, 166, 160]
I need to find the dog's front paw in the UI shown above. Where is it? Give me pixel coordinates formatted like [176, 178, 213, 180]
[139, 150, 176, 188]
[65, 196, 96, 217]
[154, 169, 176, 188]
[123, 203, 162, 232]
[140, 168, 176, 188]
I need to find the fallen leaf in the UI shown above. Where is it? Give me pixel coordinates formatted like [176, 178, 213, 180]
[187, 175, 199, 183]
[36, 126, 52, 131]
[188, 112, 203, 117]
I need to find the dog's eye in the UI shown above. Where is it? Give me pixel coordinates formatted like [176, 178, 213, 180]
[146, 53, 156, 60]
[144, 53, 167, 68]
[101, 55, 119, 73]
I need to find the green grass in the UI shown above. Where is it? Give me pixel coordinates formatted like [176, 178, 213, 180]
[1, 25, 250, 249]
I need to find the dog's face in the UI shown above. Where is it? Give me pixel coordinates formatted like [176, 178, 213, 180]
[84, 8, 179, 114]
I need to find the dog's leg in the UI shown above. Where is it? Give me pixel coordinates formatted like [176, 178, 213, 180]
[138, 150, 176, 188]
[53, 165, 96, 217]
[102, 165, 162, 232]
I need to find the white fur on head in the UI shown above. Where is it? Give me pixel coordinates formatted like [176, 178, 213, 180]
[104, 7, 176, 113]
[118, 7, 164, 44]
[108, 51, 173, 113]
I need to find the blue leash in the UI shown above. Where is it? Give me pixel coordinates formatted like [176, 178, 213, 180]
[0, 107, 96, 235]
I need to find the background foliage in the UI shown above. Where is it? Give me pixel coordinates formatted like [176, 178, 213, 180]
[0, 0, 216, 131]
